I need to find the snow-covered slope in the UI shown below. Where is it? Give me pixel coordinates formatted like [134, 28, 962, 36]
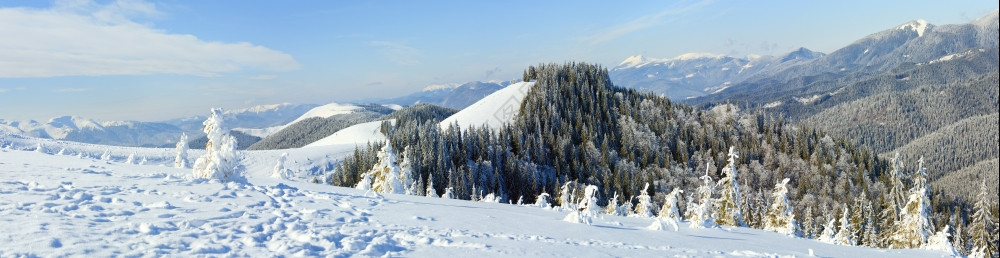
[439, 81, 535, 131]
[0, 145, 950, 257]
[304, 120, 393, 148]
[286, 102, 360, 126]
[373, 81, 508, 110]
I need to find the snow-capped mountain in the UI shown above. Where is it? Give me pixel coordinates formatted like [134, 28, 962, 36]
[373, 81, 510, 110]
[609, 49, 824, 100]
[0, 103, 318, 148]
[439, 81, 536, 130]
[691, 11, 998, 105]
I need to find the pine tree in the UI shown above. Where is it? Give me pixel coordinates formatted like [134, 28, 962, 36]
[715, 146, 745, 227]
[535, 192, 551, 208]
[192, 108, 240, 181]
[803, 206, 816, 239]
[953, 210, 968, 255]
[633, 183, 655, 218]
[605, 192, 623, 216]
[174, 133, 189, 168]
[925, 225, 958, 255]
[835, 207, 856, 246]
[764, 178, 797, 235]
[442, 187, 455, 199]
[969, 178, 997, 258]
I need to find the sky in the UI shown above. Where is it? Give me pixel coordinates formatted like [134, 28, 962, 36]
[0, 0, 997, 122]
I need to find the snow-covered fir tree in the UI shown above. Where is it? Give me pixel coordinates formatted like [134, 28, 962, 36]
[580, 185, 600, 218]
[658, 188, 683, 223]
[192, 108, 240, 181]
[969, 178, 997, 258]
[715, 146, 744, 227]
[425, 176, 439, 198]
[272, 152, 292, 179]
[818, 215, 837, 244]
[399, 146, 416, 195]
[803, 206, 816, 239]
[890, 158, 933, 249]
[763, 178, 797, 236]
[558, 181, 576, 211]
[174, 133, 189, 168]
[834, 207, 856, 246]
[688, 166, 716, 228]
[633, 183, 655, 218]
[367, 140, 404, 194]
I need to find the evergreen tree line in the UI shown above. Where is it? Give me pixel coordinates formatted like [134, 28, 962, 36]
[329, 62, 998, 254]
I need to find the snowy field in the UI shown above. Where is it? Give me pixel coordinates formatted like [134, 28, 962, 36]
[0, 139, 951, 257]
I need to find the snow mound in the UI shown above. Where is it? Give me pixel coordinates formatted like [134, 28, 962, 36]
[305, 120, 394, 148]
[439, 81, 536, 131]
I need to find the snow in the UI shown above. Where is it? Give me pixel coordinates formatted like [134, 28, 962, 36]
[764, 101, 784, 108]
[0, 133, 954, 257]
[421, 82, 462, 91]
[285, 102, 360, 126]
[673, 52, 725, 61]
[897, 19, 930, 37]
[304, 120, 393, 148]
[439, 81, 536, 131]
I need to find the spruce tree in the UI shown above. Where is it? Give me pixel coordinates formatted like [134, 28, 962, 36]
[688, 166, 716, 228]
[969, 179, 997, 258]
[634, 183, 655, 218]
[835, 207, 856, 246]
[192, 108, 240, 181]
[891, 158, 933, 249]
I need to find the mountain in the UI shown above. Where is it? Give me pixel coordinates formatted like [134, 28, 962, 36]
[693, 11, 999, 105]
[0, 103, 318, 148]
[373, 81, 509, 110]
[609, 49, 824, 100]
[439, 81, 536, 130]
[0, 116, 185, 147]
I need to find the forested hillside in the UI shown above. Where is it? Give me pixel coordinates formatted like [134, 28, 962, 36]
[328, 63, 997, 253]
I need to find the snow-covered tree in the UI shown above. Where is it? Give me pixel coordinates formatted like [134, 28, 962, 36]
[442, 187, 455, 199]
[803, 206, 816, 239]
[425, 176, 439, 198]
[633, 183, 655, 218]
[399, 146, 416, 195]
[579, 185, 600, 218]
[125, 152, 137, 164]
[715, 146, 744, 227]
[818, 215, 837, 244]
[890, 158, 933, 249]
[355, 172, 372, 191]
[100, 149, 112, 161]
[564, 185, 598, 225]
[192, 108, 240, 181]
[605, 192, 624, 216]
[34, 143, 44, 153]
[535, 192, 551, 208]
[969, 178, 997, 258]
[558, 181, 577, 211]
[924, 225, 957, 255]
[688, 166, 716, 228]
[834, 207, 856, 246]
[272, 153, 293, 179]
[174, 133, 189, 168]
[366, 140, 404, 194]
[658, 188, 683, 223]
[764, 178, 797, 235]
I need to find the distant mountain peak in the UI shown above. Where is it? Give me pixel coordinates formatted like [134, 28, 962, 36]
[897, 19, 931, 37]
[671, 52, 725, 61]
[617, 55, 652, 69]
[422, 83, 462, 92]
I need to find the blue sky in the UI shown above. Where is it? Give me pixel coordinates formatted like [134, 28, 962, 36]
[1, 0, 996, 121]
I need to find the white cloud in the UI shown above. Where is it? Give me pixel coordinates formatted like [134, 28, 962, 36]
[0, 0, 299, 78]
[0, 89, 7, 93]
[579, 0, 714, 46]
[369, 41, 422, 65]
